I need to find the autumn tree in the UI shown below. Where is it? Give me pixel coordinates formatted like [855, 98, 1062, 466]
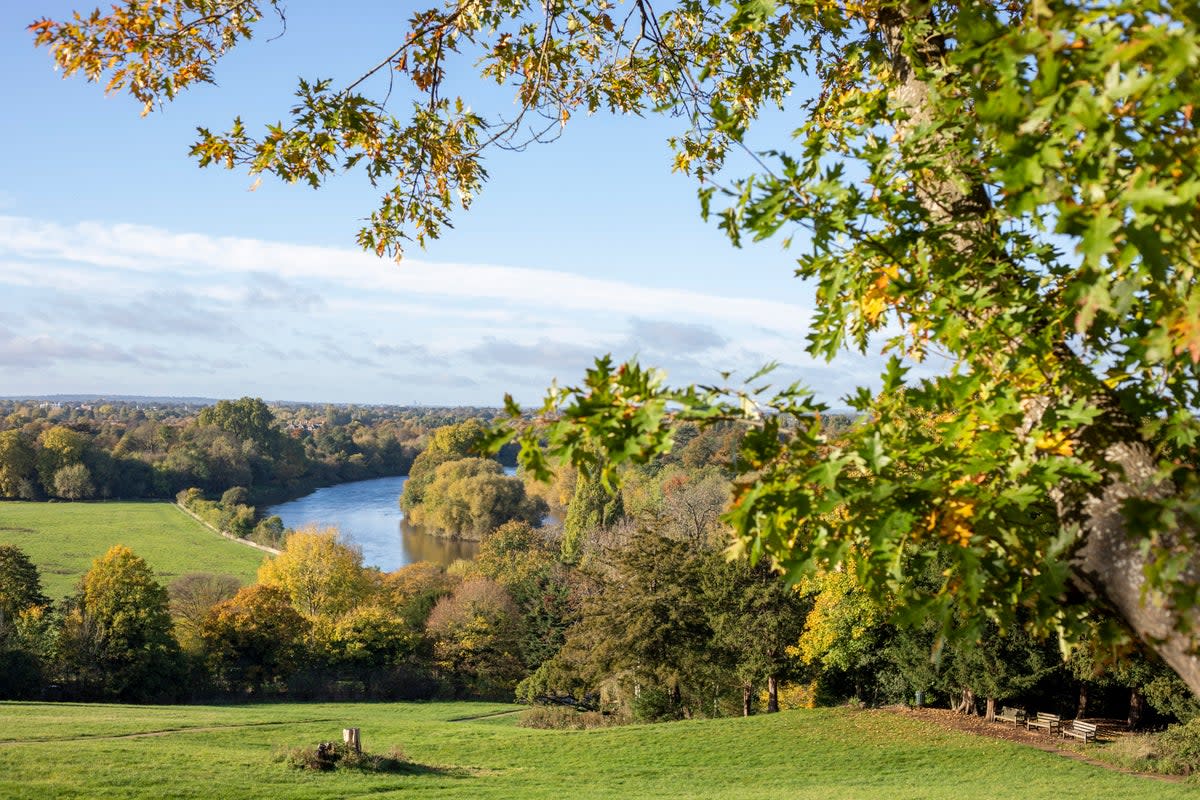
[256, 526, 374, 619]
[0, 431, 38, 499]
[32, 1, 1200, 691]
[426, 577, 526, 696]
[197, 397, 280, 454]
[408, 457, 547, 539]
[168, 572, 242, 653]
[202, 583, 309, 692]
[52, 462, 97, 500]
[61, 545, 184, 701]
[325, 605, 419, 671]
[399, 419, 489, 514]
[36, 426, 88, 497]
[474, 520, 574, 668]
[0, 546, 52, 698]
[794, 569, 892, 706]
[380, 560, 459, 630]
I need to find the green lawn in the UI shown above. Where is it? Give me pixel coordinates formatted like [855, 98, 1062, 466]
[0, 501, 265, 598]
[0, 703, 1187, 799]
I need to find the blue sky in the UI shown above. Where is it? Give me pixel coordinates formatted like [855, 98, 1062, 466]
[1, 2, 895, 406]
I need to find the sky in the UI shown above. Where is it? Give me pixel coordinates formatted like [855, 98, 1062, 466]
[0, 2, 900, 407]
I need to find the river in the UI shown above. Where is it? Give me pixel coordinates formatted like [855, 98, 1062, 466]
[263, 475, 479, 571]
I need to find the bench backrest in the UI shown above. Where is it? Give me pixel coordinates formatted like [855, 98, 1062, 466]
[1036, 712, 1061, 722]
[1071, 721, 1097, 733]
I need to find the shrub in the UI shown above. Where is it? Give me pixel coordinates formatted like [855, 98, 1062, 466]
[518, 705, 628, 730]
[279, 741, 408, 773]
[1156, 718, 1200, 775]
[1099, 718, 1200, 777]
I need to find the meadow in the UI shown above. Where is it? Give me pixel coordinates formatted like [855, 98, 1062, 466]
[0, 501, 264, 598]
[0, 702, 1187, 800]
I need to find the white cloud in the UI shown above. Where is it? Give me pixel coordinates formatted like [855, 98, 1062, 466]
[0, 216, 814, 333]
[0, 215, 913, 404]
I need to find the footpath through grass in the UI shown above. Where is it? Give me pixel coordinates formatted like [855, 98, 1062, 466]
[0, 501, 264, 598]
[0, 702, 1190, 800]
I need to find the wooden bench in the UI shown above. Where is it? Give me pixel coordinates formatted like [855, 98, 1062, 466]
[1025, 712, 1061, 734]
[1062, 720, 1098, 744]
[995, 706, 1026, 725]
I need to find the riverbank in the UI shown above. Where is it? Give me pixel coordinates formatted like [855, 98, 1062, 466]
[264, 475, 479, 571]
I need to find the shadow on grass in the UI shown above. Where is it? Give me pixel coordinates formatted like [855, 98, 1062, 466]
[359, 762, 476, 779]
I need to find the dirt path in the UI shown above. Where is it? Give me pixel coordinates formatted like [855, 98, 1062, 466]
[887, 707, 1182, 784]
[172, 502, 280, 555]
[446, 709, 525, 722]
[0, 717, 340, 745]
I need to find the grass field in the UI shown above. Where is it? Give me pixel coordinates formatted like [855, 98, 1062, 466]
[0, 702, 1188, 799]
[0, 501, 265, 598]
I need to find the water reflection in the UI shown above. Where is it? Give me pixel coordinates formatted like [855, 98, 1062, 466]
[264, 475, 479, 571]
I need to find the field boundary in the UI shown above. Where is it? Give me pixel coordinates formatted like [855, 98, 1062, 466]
[446, 708, 525, 722]
[173, 502, 281, 556]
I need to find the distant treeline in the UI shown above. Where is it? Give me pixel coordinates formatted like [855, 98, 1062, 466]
[0, 398, 512, 506]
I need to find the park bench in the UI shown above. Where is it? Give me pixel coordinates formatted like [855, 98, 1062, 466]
[1062, 720, 1098, 744]
[1025, 712, 1061, 734]
[995, 706, 1026, 725]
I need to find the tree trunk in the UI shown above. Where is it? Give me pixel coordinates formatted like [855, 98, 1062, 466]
[985, 697, 996, 723]
[742, 683, 753, 717]
[767, 675, 779, 714]
[1077, 683, 1088, 719]
[954, 688, 976, 715]
[878, 10, 1200, 697]
[1128, 688, 1145, 729]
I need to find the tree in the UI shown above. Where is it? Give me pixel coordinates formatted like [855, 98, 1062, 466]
[793, 569, 893, 706]
[408, 457, 547, 539]
[703, 556, 809, 715]
[562, 469, 625, 563]
[197, 397, 280, 454]
[0, 545, 49, 626]
[399, 419, 489, 514]
[63, 545, 184, 701]
[35, 426, 86, 494]
[168, 572, 242, 653]
[202, 584, 309, 692]
[567, 533, 715, 717]
[256, 526, 374, 619]
[52, 463, 96, 500]
[380, 560, 458, 630]
[32, 1, 1200, 691]
[325, 605, 419, 671]
[426, 577, 526, 696]
[941, 625, 1057, 722]
[474, 520, 575, 668]
[0, 545, 53, 699]
[0, 431, 38, 499]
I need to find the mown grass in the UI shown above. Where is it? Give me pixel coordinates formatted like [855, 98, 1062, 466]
[0, 501, 264, 598]
[0, 702, 1189, 799]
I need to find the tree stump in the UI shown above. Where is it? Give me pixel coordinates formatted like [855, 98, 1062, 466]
[343, 728, 361, 753]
